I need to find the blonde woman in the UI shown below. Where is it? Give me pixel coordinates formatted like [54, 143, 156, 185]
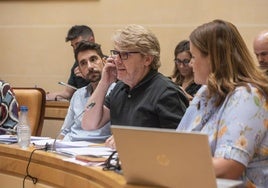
[177, 19, 268, 187]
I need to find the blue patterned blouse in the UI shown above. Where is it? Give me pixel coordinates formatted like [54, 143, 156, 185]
[177, 84, 268, 187]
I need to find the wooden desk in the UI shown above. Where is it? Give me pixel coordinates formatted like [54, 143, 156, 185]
[0, 144, 150, 188]
[42, 101, 70, 138]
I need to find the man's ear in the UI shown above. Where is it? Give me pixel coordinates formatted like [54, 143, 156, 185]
[144, 55, 154, 67]
[89, 36, 95, 43]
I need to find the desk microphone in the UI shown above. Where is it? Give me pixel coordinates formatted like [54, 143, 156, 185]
[50, 101, 96, 152]
[58, 81, 77, 90]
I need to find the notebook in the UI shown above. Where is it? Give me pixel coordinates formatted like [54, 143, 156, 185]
[111, 125, 243, 188]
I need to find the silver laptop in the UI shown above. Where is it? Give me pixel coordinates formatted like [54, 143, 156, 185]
[112, 125, 243, 188]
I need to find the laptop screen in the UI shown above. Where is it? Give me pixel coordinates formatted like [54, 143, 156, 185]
[112, 125, 217, 188]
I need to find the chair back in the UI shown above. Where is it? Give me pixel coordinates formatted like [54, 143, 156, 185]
[12, 87, 46, 136]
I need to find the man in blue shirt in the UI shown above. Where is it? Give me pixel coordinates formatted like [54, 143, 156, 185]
[58, 41, 115, 143]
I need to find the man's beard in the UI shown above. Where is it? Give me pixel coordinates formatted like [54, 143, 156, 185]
[87, 72, 101, 83]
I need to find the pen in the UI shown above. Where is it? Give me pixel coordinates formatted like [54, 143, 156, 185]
[58, 81, 77, 90]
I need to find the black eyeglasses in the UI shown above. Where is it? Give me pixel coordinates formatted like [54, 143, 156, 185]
[174, 58, 191, 65]
[110, 50, 140, 60]
[103, 151, 121, 172]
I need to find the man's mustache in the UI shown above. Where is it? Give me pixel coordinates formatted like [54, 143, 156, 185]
[88, 68, 100, 74]
[87, 69, 101, 78]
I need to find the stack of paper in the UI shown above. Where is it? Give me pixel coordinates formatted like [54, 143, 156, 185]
[0, 135, 114, 165]
[56, 146, 113, 156]
[0, 135, 17, 144]
[0, 135, 51, 145]
[32, 139, 114, 158]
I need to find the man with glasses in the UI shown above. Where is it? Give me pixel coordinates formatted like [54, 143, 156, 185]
[253, 30, 268, 72]
[58, 41, 115, 142]
[81, 24, 189, 148]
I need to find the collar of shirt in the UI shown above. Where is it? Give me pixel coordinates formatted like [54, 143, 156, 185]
[122, 69, 158, 93]
[85, 84, 93, 98]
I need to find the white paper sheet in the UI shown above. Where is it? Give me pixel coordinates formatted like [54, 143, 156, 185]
[56, 146, 114, 156]
[31, 139, 103, 148]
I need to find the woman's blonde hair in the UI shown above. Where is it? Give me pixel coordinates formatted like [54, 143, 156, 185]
[112, 24, 161, 70]
[190, 19, 268, 106]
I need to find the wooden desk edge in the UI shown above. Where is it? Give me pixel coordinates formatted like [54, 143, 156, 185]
[0, 144, 150, 188]
[45, 100, 70, 108]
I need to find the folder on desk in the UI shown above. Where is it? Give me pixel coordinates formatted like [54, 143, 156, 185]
[112, 125, 243, 188]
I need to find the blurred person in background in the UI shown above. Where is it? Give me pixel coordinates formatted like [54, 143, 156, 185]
[170, 40, 201, 100]
[46, 25, 95, 101]
[253, 30, 268, 73]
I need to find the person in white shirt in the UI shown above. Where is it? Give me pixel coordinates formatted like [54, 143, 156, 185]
[59, 41, 115, 143]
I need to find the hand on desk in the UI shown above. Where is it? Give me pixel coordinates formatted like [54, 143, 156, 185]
[105, 135, 116, 149]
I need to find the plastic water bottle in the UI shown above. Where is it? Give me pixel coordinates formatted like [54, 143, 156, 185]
[17, 106, 31, 149]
